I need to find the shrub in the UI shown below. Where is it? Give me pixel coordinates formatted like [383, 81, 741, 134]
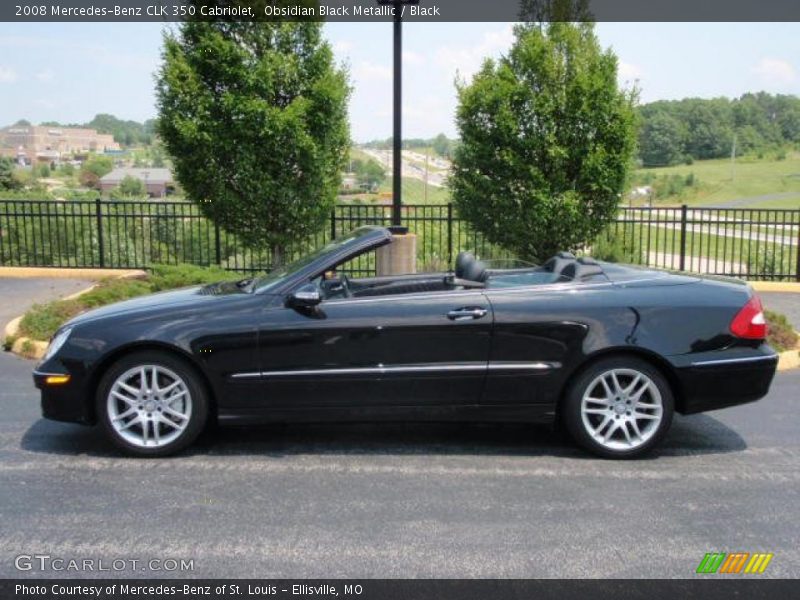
[20, 340, 37, 359]
[765, 310, 799, 353]
[148, 263, 235, 292]
[17, 264, 237, 340]
[3, 335, 18, 352]
[747, 246, 793, 279]
[590, 227, 643, 264]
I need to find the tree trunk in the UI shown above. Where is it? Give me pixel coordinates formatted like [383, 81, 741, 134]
[271, 243, 284, 270]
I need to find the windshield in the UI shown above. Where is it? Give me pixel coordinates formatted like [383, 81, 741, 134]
[251, 228, 381, 292]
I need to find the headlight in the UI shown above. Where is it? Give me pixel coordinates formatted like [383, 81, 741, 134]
[43, 327, 72, 362]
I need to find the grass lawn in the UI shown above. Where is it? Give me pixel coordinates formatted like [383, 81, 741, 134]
[633, 151, 800, 207]
[395, 177, 451, 204]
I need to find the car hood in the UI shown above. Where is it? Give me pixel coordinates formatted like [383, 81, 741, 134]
[65, 281, 245, 328]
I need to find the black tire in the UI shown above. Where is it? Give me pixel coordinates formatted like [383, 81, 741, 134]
[96, 350, 209, 457]
[562, 355, 674, 459]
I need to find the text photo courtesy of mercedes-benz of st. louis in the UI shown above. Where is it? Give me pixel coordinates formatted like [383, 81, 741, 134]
[33, 226, 778, 458]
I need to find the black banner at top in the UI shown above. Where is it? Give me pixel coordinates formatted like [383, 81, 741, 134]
[3, 0, 800, 22]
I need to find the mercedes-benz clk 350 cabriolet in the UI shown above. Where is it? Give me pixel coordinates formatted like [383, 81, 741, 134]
[34, 226, 778, 458]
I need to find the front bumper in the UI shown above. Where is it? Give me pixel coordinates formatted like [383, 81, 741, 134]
[671, 345, 779, 414]
[33, 367, 93, 425]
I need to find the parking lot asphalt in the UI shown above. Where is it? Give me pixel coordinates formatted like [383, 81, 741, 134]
[0, 277, 799, 579]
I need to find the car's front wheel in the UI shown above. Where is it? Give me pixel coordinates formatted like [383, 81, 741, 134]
[563, 356, 674, 459]
[96, 351, 208, 457]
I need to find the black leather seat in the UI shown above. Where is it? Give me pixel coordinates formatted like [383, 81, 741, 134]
[453, 251, 487, 284]
[455, 251, 474, 279]
[542, 251, 577, 278]
[560, 257, 606, 282]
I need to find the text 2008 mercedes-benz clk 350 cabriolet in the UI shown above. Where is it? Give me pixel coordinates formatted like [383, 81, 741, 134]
[34, 226, 778, 458]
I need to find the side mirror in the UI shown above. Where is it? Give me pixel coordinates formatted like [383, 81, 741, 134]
[287, 284, 321, 309]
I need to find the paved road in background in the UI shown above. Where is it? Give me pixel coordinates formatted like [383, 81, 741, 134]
[0, 277, 798, 579]
[700, 192, 800, 209]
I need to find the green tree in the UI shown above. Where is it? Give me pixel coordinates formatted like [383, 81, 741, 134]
[78, 155, 114, 189]
[431, 133, 452, 158]
[0, 156, 21, 191]
[639, 112, 685, 167]
[351, 158, 385, 189]
[451, 22, 637, 262]
[156, 20, 350, 266]
[117, 175, 147, 197]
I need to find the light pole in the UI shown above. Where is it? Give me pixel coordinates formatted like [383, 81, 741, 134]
[378, 0, 419, 226]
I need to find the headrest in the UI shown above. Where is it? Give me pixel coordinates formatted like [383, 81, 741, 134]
[463, 257, 487, 283]
[543, 252, 577, 276]
[561, 261, 605, 282]
[455, 251, 475, 279]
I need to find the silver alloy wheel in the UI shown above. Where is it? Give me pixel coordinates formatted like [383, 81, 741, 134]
[106, 364, 192, 449]
[580, 367, 663, 451]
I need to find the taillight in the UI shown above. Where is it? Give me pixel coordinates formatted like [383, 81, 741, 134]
[730, 295, 767, 339]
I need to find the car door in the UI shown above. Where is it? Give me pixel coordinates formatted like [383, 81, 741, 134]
[255, 289, 493, 409]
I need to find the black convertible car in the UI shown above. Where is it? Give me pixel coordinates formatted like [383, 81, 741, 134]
[34, 226, 778, 458]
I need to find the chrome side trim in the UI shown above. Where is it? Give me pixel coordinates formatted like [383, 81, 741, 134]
[230, 372, 264, 379]
[489, 361, 561, 371]
[690, 354, 778, 367]
[231, 361, 560, 379]
[32, 370, 67, 377]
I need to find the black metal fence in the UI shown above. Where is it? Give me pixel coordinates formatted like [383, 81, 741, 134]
[0, 199, 798, 280]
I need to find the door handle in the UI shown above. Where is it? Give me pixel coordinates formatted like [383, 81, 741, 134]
[447, 307, 488, 321]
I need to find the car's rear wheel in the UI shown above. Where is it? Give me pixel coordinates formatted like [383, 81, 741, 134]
[96, 351, 208, 457]
[563, 356, 674, 459]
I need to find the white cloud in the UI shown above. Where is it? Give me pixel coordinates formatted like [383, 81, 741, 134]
[333, 39, 354, 54]
[402, 51, 424, 66]
[353, 60, 392, 82]
[752, 58, 797, 85]
[618, 61, 642, 81]
[35, 69, 55, 83]
[0, 66, 17, 83]
[34, 99, 56, 109]
[434, 25, 514, 80]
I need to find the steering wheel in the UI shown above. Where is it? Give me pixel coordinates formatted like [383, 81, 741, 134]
[321, 273, 350, 299]
[338, 273, 351, 298]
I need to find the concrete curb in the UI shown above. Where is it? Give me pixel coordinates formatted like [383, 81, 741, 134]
[777, 349, 800, 371]
[749, 281, 800, 293]
[0, 267, 146, 280]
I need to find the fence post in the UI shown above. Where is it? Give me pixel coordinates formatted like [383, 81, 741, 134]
[679, 204, 687, 272]
[95, 198, 104, 268]
[330, 208, 337, 240]
[795, 216, 800, 282]
[447, 203, 453, 265]
[214, 222, 221, 266]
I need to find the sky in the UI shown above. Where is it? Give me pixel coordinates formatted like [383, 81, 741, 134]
[0, 22, 798, 142]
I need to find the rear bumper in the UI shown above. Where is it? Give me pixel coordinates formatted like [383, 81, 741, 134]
[671, 346, 779, 414]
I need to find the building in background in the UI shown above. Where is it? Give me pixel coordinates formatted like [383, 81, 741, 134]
[99, 167, 173, 198]
[0, 125, 121, 164]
